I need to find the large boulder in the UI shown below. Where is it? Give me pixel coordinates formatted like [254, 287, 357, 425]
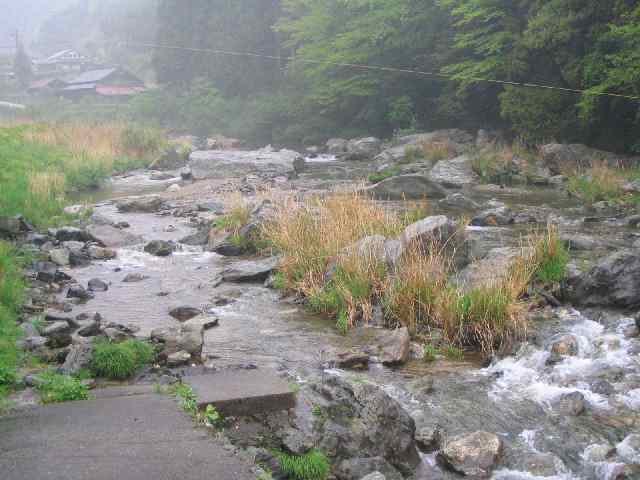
[188, 147, 305, 180]
[335, 458, 402, 480]
[222, 257, 280, 283]
[144, 240, 175, 257]
[310, 376, 420, 475]
[327, 138, 349, 155]
[428, 155, 479, 188]
[401, 216, 457, 249]
[471, 206, 514, 227]
[539, 143, 636, 175]
[86, 225, 142, 248]
[438, 431, 503, 478]
[116, 195, 164, 213]
[60, 342, 94, 375]
[394, 129, 474, 152]
[456, 247, 525, 291]
[374, 145, 413, 166]
[377, 327, 411, 366]
[570, 250, 640, 308]
[369, 175, 448, 201]
[344, 137, 383, 160]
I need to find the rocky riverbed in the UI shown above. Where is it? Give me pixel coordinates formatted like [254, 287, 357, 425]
[3, 130, 640, 480]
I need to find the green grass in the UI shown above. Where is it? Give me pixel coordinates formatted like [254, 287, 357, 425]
[536, 229, 570, 283]
[35, 371, 90, 404]
[91, 339, 154, 380]
[368, 166, 401, 184]
[441, 345, 465, 361]
[423, 344, 438, 362]
[275, 450, 330, 480]
[0, 242, 28, 403]
[172, 382, 199, 416]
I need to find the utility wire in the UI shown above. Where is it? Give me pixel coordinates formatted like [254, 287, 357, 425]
[122, 41, 640, 102]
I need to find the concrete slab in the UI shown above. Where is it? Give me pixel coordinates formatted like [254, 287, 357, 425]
[186, 370, 296, 417]
[0, 392, 255, 480]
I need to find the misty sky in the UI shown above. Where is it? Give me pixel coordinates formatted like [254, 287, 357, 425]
[0, 0, 77, 49]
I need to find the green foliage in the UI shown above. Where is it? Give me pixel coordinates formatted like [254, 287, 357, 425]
[368, 166, 401, 184]
[276, 450, 330, 480]
[0, 242, 27, 401]
[202, 404, 222, 426]
[271, 271, 288, 291]
[441, 345, 465, 361]
[35, 372, 90, 404]
[423, 344, 438, 362]
[172, 383, 199, 417]
[91, 339, 154, 380]
[536, 232, 570, 284]
[119, 125, 168, 157]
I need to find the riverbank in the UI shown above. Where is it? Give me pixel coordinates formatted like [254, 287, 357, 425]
[1, 127, 639, 479]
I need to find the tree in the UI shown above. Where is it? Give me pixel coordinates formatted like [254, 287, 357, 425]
[13, 40, 33, 89]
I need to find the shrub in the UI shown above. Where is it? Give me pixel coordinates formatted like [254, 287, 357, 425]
[421, 141, 454, 162]
[172, 383, 198, 416]
[35, 372, 89, 404]
[91, 339, 154, 380]
[566, 162, 628, 205]
[471, 145, 516, 184]
[276, 450, 330, 480]
[423, 344, 438, 362]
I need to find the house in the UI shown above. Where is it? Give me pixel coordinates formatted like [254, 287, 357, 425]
[27, 77, 67, 95]
[60, 67, 146, 99]
[33, 49, 93, 74]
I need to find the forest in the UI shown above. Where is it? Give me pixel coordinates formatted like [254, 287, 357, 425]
[134, 0, 640, 152]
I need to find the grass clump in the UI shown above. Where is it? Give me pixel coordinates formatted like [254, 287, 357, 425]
[91, 339, 154, 380]
[421, 141, 454, 162]
[0, 242, 27, 402]
[423, 344, 438, 362]
[35, 372, 90, 404]
[534, 225, 570, 283]
[276, 450, 330, 480]
[368, 165, 401, 184]
[566, 161, 640, 206]
[471, 145, 517, 185]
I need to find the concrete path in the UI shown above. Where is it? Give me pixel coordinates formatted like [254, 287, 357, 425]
[0, 391, 255, 480]
[187, 370, 296, 417]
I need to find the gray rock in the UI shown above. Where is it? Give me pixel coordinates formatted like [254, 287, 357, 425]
[60, 342, 94, 375]
[331, 351, 370, 370]
[617, 434, 640, 464]
[53, 226, 92, 243]
[116, 195, 164, 213]
[22, 336, 48, 351]
[67, 285, 93, 301]
[169, 306, 202, 322]
[86, 225, 142, 248]
[554, 391, 586, 416]
[0, 216, 22, 237]
[439, 431, 503, 478]
[335, 458, 402, 480]
[383, 239, 403, 270]
[428, 155, 479, 188]
[591, 379, 615, 395]
[539, 143, 634, 175]
[78, 319, 102, 338]
[34, 261, 59, 283]
[456, 247, 525, 291]
[345, 137, 383, 160]
[153, 148, 183, 169]
[180, 166, 193, 181]
[122, 273, 149, 283]
[312, 375, 420, 475]
[571, 250, 640, 308]
[49, 248, 70, 267]
[415, 426, 442, 453]
[88, 278, 109, 292]
[102, 327, 132, 343]
[439, 193, 480, 210]
[327, 138, 349, 155]
[197, 201, 225, 213]
[369, 175, 447, 200]
[87, 245, 117, 260]
[471, 207, 514, 227]
[374, 145, 412, 165]
[150, 172, 175, 181]
[144, 240, 175, 257]
[43, 321, 71, 337]
[377, 327, 411, 366]
[222, 257, 280, 283]
[394, 129, 474, 151]
[342, 235, 388, 265]
[401, 215, 456, 249]
[188, 148, 305, 180]
[360, 472, 387, 480]
[166, 351, 192, 367]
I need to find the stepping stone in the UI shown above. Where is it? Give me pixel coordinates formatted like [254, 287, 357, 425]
[186, 370, 296, 417]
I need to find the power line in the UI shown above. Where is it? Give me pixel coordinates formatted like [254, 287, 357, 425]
[121, 40, 640, 102]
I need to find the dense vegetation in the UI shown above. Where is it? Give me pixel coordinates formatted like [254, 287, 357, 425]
[139, 0, 640, 152]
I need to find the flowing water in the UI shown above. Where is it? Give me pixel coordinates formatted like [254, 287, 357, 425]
[64, 162, 640, 479]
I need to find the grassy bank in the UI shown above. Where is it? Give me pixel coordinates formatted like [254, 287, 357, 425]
[0, 242, 27, 406]
[567, 162, 640, 206]
[0, 122, 166, 228]
[263, 192, 568, 354]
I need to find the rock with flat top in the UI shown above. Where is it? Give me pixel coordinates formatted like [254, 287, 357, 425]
[87, 225, 142, 248]
[439, 431, 503, 478]
[222, 257, 280, 283]
[377, 327, 411, 366]
[428, 155, 478, 188]
[369, 175, 447, 201]
[188, 148, 305, 180]
[116, 195, 164, 213]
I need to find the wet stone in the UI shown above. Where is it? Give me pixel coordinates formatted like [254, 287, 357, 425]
[88, 278, 109, 292]
[438, 431, 503, 478]
[169, 306, 202, 322]
[122, 273, 149, 283]
[67, 285, 94, 301]
[144, 240, 175, 257]
[554, 391, 586, 416]
[415, 426, 442, 453]
[547, 334, 579, 364]
[167, 351, 192, 367]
